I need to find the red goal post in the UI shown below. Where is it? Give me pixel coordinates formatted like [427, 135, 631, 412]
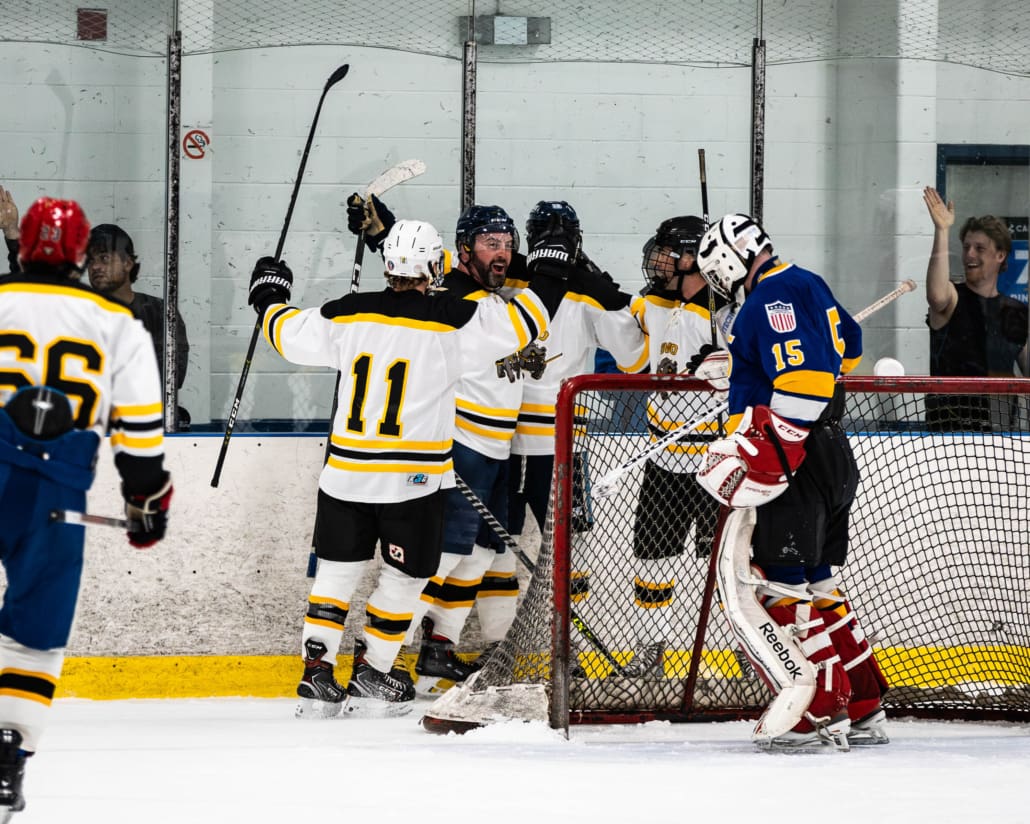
[421, 374, 1030, 734]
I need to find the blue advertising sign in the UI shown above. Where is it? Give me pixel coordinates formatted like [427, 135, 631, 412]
[999, 216, 1029, 304]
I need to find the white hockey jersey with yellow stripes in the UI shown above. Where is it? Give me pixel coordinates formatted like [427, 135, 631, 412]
[262, 285, 548, 503]
[637, 286, 732, 473]
[508, 279, 648, 456]
[0, 274, 164, 476]
[439, 270, 525, 461]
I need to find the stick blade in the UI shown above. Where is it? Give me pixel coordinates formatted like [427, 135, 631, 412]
[365, 159, 427, 198]
[325, 63, 350, 89]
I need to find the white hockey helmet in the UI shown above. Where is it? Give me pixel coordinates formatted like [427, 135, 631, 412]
[382, 219, 445, 281]
[696, 213, 772, 300]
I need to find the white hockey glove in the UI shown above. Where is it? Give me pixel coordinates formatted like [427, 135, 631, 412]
[692, 349, 730, 398]
[696, 405, 808, 508]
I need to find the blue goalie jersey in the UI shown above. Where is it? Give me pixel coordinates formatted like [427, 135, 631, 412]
[726, 260, 862, 429]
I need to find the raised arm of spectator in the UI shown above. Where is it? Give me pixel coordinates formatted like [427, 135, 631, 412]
[923, 186, 958, 328]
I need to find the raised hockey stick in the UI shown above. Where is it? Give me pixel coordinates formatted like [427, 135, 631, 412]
[592, 280, 918, 500]
[453, 474, 627, 674]
[349, 158, 427, 295]
[50, 509, 131, 529]
[210, 63, 350, 488]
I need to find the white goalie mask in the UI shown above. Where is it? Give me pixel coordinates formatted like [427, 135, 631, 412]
[696, 214, 772, 301]
[383, 219, 445, 282]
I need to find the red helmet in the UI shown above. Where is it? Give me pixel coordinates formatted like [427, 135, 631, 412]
[18, 197, 91, 268]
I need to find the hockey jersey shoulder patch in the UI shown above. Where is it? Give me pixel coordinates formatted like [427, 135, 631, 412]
[764, 301, 797, 333]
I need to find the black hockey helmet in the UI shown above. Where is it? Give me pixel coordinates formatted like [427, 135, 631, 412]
[455, 205, 519, 253]
[525, 200, 580, 245]
[642, 215, 706, 287]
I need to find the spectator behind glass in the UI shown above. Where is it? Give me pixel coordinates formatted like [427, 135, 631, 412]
[0, 186, 20, 274]
[86, 224, 191, 429]
[922, 187, 1027, 430]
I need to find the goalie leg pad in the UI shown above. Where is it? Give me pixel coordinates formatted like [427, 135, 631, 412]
[809, 579, 889, 733]
[715, 509, 851, 744]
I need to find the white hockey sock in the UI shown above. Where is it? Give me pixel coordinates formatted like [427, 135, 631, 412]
[476, 549, 519, 643]
[302, 559, 369, 665]
[0, 635, 64, 753]
[631, 557, 679, 642]
[403, 552, 464, 645]
[425, 544, 495, 642]
[361, 564, 429, 673]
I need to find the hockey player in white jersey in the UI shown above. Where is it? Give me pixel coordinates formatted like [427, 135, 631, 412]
[249, 219, 570, 718]
[401, 206, 534, 692]
[622, 216, 734, 676]
[507, 201, 648, 603]
[0, 198, 172, 819]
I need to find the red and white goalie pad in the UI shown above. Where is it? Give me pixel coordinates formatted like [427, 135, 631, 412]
[715, 508, 815, 737]
[697, 405, 808, 508]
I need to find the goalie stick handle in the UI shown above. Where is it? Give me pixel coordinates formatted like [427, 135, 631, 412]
[853, 279, 917, 323]
[452, 475, 626, 673]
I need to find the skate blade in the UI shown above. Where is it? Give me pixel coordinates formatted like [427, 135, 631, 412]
[295, 697, 343, 719]
[343, 695, 414, 719]
[847, 728, 890, 745]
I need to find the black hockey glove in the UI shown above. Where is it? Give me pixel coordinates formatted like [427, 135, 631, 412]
[248, 256, 293, 315]
[686, 343, 720, 374]
[526, 214, 582, 280]
[123, 474, 173, 549]
[346, 193, 395, 252]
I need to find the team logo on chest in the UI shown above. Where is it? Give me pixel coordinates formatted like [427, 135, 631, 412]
[764, 301, 797, 333]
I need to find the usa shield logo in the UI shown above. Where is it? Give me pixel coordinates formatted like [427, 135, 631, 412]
[764, 301, 796, 333]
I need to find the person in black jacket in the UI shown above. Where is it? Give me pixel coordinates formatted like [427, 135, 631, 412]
[85, 224, 191, 428]
[922, 188, 1027, 430]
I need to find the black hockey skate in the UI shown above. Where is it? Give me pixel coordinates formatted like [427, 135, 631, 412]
[415, 617, 478, 695]
[344, 641, 416, 718]
[0, 729, 26, 822]
[295, 639, 346, 719]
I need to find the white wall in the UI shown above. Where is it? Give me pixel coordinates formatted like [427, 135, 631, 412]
[2, 5, 1029, 424]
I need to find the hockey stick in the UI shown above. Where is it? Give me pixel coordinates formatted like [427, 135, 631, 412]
[592, 280, 918, 500]
[50, 510, 131, 529]
[853, 279, 917, 323]
[452, 474, 626, 674]
[349, 158, 427, 295]
[305, 158, 429, 578]
[210, 63, 350, 488]
[592, 399, 729, 499]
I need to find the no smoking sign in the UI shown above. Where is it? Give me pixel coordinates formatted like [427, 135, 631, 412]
[182, 129, 211, 159]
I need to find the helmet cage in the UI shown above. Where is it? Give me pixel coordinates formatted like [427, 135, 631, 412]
[697, 213, 771, 300]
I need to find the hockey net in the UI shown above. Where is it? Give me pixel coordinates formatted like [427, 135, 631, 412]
[422, 375, 1030, 733]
